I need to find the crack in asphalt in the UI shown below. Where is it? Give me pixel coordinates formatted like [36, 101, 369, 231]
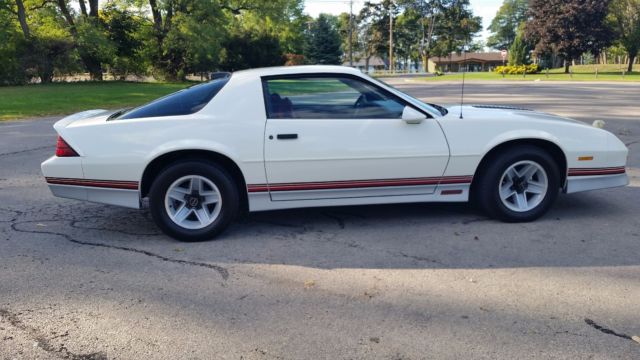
[0, 207, 25, 222]
[10, 221, 229, 280]
[584, 318, 633, 341]
[0, 308, 107, 360]
[284, 223, 365, 249]
[0, 145, 53, 157]
[393, 251, 446, 266]
[69, 220, 162, 237]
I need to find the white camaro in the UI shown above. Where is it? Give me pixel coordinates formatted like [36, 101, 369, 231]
[41, 66, 629, 241]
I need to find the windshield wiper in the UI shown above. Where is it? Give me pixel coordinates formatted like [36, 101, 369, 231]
[428, 103, 448, 116]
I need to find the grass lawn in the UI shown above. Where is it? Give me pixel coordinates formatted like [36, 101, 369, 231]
[0, 81, 191, 121]
[412, 64, 640, 82]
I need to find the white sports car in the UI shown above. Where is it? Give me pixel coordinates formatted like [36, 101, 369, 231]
[41, 66, 629, 241]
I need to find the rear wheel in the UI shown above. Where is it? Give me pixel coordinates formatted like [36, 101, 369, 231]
[474, 145, 561, 222]
[149, 161, 239, 241]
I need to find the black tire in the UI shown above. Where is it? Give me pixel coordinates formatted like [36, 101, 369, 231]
[474, 145, 561, 222]
[149, 160, 240, 242]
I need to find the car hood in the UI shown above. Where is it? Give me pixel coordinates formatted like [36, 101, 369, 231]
[443, 105, 591, 128]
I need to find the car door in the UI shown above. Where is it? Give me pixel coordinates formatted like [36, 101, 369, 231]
[261, 74, 450, 201]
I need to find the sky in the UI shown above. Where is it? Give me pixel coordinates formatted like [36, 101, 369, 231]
[304, 0, 503, 44]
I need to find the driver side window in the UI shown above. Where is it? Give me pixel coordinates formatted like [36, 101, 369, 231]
[263, 75, 406, 120]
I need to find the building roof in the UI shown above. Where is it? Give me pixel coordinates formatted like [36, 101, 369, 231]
[431, 52, 504, 64]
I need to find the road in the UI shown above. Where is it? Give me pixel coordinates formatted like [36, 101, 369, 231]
[1, 81, 639, 359]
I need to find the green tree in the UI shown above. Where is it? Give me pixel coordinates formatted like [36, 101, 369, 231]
[0, 5, 26, 84]
[431, 0, 482, 70]
[223, 0, 307, 54]
[358, 1, 390, 69]
[357, 0, 480, 72]
[55, 0, 112, 80]
[508, 24, 529, 65]
[143, 0, 302, 79]
[486, 0, 528, 50]
[526, 0, 613, 73]
[399, 0, 440, 72]
[337, 11, 360, 64]
[220, 30, 284, 71]
[394, 11, 422, 70]
[608, 0, 640, 72]
[304, 13, 342, 65]
[26, 34, 77, 83]
[144, 0, 225, 80]
[0, 1, 80, 83]
[101, 4, 146, 79]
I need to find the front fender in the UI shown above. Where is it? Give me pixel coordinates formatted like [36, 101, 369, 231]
[482, 130, 567, 158]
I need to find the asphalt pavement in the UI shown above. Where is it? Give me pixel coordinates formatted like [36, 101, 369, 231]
[1, 81, 639, 359]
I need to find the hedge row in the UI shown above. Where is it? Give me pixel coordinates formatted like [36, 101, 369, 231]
[494, 64, 540, 75]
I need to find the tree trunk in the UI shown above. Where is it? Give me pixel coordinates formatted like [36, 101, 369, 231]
[148, 0, 179, 79]
[38, 61, 54, 84]
[422, 53, 429, 73]
[14, 0, 30, 38]
[82, 54, 103, 80]
[56, 0, 103, 80]
[628, 53, 636, 73]
[88, 0, 99, 17]
[564, 60, 570, 74]
[148, 0, 165, 62]
[78, 0, 88, 16]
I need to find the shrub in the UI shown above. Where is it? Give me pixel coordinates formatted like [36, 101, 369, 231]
[285, 54, 305, 66]
[495, 64, 540, 75]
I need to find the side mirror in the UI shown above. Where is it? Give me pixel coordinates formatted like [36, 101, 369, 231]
[402, 106, 427, 124]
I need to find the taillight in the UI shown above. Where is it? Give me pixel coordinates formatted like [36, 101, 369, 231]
[55, 136, 79, 157]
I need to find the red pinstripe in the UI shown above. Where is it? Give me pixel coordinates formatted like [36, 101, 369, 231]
[247, 176, 473, 193]
[45, 177, 139, 190]
[567, 167, 626, 177]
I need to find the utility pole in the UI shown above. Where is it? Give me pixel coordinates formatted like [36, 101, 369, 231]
[349, 0, 353, 67]
[389, 1, 394, 73]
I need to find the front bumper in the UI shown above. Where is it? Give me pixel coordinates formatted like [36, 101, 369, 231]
[565, 172, 629, 194]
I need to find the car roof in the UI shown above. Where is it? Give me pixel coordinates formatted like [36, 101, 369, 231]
[232, 65, 363, 80]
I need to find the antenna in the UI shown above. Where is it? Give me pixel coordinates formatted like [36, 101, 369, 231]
[458, 0, 467, 120]
[459, 46, 467, 119]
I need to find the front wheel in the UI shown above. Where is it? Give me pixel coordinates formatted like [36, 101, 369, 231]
[149, 161, 239, 242]
[474, 146, 561, 222]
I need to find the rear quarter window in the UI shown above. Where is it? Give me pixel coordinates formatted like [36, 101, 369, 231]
[117, 78, 229, 120]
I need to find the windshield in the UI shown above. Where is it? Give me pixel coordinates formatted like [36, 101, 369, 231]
[363, 74, 447, 116]
[113, 77, 230, 120]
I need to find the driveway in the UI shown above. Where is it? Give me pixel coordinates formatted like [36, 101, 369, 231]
[1, 81, 638, 359]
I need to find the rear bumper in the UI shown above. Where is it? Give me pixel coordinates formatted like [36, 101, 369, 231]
[47, 183, 141, 209]
[42, 156, 140, 209]
[565, 171, 629, 194]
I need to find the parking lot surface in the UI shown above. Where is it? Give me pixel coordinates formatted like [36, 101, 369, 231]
[1, 81, 639, 359]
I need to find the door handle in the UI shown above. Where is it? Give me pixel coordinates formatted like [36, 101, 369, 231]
[277, 134, 298, 140]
